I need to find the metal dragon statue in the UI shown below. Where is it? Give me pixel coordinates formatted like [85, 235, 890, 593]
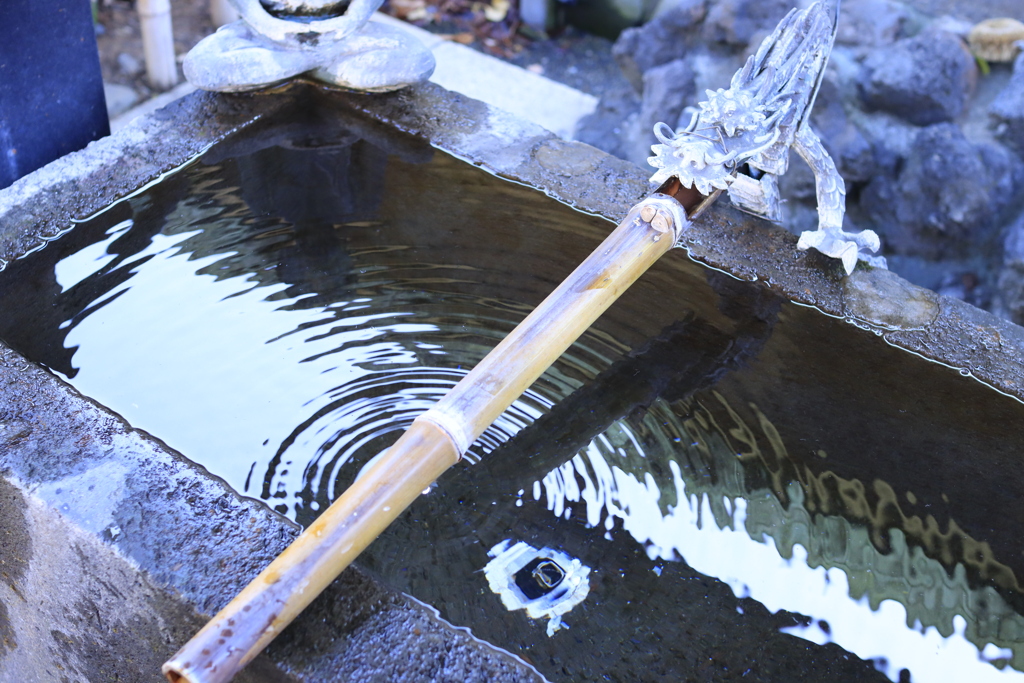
[648, 0, 886, 274]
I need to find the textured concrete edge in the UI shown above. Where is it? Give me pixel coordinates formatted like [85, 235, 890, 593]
[325, 81, 1024, 403]
[0, 88, 295, 268]
[0, 340, 544, 682]
[0, 472, 295, 683]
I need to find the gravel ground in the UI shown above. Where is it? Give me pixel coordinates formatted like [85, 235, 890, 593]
[94, 0, 214, 115]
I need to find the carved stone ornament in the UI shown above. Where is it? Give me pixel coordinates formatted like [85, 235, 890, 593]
[648, 1, 886, 275]
[183, 0, 435, 93]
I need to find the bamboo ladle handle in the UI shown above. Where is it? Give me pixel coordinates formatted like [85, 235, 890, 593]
[163, 187, 711, 683]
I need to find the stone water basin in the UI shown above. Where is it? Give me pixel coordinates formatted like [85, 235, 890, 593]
[2, 84, 1024, 682]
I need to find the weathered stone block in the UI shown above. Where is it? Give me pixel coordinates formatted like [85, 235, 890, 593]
[859, 29, 977, 125]
[990, 52, 1024, 157]
[863, 122, 1023, 258]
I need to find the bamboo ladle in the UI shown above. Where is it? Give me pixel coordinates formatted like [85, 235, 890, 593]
[163, 180, 716, 683]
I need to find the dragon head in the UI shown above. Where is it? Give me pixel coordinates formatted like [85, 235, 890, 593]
[647, 88, 780, 195]
[698, 88, 767, 136]
[648, 134, 733, 195]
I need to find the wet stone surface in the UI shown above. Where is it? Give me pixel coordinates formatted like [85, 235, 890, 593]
[533, 138, 604, 177]
[842, 267, 941, 329]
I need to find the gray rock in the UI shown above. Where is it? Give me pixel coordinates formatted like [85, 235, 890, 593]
[862, 122, 1023, 258]
[842, 267, 940, 330]
[103, 82, 139, 119]
[990, 52, 1024, 157]
[859, 29, 977, 126]
[701, 0, 794, 47]
[936, 269, 989, 309]
[996, 211, 1024, 324]
[573, 90, 641, 160]
[116, 52, 143, 77]
[611, 0, 706, 93]
[632, 58, 697, 165]
[898, 0, 1024, 24]
[810, 79, 877, 183]
[836, 0, 910, 47]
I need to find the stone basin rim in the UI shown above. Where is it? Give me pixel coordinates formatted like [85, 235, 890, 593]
[2, 80, 1022, 404]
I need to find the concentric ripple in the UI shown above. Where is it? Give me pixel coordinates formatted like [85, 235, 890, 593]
[30, 150, 626, 523]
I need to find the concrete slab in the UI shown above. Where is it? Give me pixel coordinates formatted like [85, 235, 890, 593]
[370, 14, 599, 140]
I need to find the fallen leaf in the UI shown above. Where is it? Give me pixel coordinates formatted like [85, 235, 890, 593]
[440, 32, 475, 44]
[483, 0, 509, 22]
[389, 0, 426, 19]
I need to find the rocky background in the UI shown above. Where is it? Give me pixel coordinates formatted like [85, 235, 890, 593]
[93, 0, 1024, 324]
[575, 0, 1024, 323]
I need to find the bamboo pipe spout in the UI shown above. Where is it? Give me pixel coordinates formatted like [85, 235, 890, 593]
[163, 189, 710, 683]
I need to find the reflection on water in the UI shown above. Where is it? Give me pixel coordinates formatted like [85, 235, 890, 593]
[1, 96, 1024, 682]
[526, 389, 1024, 680]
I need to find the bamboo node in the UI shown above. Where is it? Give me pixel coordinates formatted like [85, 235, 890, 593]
[420, 408, 471, 457]
[640, 205, 657, 223]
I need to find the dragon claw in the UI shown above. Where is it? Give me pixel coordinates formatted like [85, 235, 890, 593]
[797, 227, 884, 275]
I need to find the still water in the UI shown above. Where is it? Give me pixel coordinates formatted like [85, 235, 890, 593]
[2, 103, 1024, 682]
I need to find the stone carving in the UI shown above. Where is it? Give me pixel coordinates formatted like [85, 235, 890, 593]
[183, 0, 435, 93]
[647, 1, 885, 274]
